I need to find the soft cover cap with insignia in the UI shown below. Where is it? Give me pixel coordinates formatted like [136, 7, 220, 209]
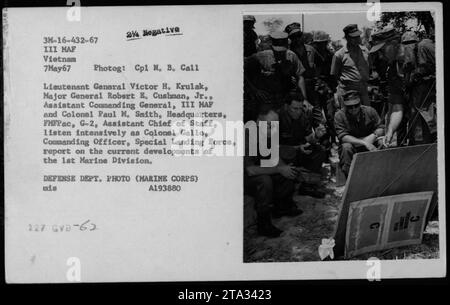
[284, 22, 302, 37]
[243, 15, 256, 22]
[343, 24, 362, 37]
[270, 31, 289, 51]
[342, 90, 361, 106]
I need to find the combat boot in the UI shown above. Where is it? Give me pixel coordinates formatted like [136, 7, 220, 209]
[257, 212, 283, 238]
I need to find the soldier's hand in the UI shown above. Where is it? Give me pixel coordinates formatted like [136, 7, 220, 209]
[303, 100, 314, 112]
[383, 131, 393, 148]
[299, 143, 312, 155]
[315, 124, 327, 139]
[376, 137, 384, 148]
[278, 164, 298, 180]
[291, 76, 297, 86]
[364, 142, 378, 152]
[333, 93, 341, 108]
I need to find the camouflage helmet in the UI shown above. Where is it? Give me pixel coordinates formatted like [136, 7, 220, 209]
[313, 30, 330, 42]
[401, 31, 419, 44]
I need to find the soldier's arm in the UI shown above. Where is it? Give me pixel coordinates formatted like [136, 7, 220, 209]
[329, 53, 341, 90]
[298, 76, 308, 101]
[246, 158, 298, 180]
[245, 163, 282, 176]
[384, 104, 404, 146]
[362, 108, 384, 144]
[335, 111, 369, 147]
[416, 41, 435, 77]
[292, 53, 309, 103]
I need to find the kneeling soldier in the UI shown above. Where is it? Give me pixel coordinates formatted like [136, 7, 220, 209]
[334, 90, 384, 177]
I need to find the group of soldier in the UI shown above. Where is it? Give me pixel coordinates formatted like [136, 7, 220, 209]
[243, 15, 436, 237]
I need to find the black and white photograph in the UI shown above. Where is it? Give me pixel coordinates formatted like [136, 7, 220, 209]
[243, 9, 440, 262]
[2, 1, 446, 286]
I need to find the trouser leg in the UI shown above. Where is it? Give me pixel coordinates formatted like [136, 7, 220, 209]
[244, 175, 273, 214]
[271, 174, 295, 212]
[338, 143, 368, 177]
[339, 143, 356, 177]
[360, 82, 370, 106]
[244, 174, 284, 236]
[325, 96, 337, 141]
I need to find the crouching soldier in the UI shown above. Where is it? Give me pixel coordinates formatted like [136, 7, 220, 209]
[244, 105, 303, 238]
[278, 92, 327, 198]
[334, 90, 385, 177]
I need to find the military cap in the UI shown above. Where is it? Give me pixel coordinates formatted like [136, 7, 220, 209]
[284, 22, 302, 37]
[369, 26, 400, 53]
[270, 31, 289, 51]
[343, 24, 362, 37]
[342, 90, 361, 106]
[401, 31, 419, 44]
[243, 15, 256, 22]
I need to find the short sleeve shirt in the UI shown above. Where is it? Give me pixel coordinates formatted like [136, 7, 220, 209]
[291, 44, 317, 79]
[278, 106, 312, 146]
[416, 39, 435, 75]
[334, 105, 383, 141]
[330, 45, 370, 87]
[245, 49, 306, 94]
[252, 49, 305, 78]
[417, 39, 435, 66]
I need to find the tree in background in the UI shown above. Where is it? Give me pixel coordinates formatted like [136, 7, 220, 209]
[262, 17, 284, 34]
[375, 11, 435, 40]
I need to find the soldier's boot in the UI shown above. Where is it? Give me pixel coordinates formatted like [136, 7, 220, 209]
[257, 212, 283, 238]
